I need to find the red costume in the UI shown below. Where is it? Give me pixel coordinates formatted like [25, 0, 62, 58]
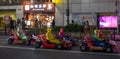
[58, 28, 66, 39]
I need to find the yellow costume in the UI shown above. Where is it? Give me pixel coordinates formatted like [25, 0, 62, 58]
[46, 28, 61, 44]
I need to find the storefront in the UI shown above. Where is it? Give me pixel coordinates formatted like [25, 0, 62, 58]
[0, 9, 16, 29]
[23, 1, 55, 28]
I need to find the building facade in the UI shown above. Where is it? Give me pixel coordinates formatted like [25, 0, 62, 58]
[55, 0, 120, 26]
[0, 0, 120, 29]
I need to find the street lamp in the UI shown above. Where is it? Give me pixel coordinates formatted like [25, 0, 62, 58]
[66, 0, 70, 25]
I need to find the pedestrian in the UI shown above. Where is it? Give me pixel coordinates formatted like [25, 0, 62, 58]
[16, 18, 21, 29]
[52, 19, 55, 28]
[22, 18, 26, 30]
[84, 21, 90, 34]
[35, 19, 38, 27]
[10, 17, 14, 34]
[72, 20, 74, 24]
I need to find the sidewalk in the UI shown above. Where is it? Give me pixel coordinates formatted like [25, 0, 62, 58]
[0, 30, 9, 36]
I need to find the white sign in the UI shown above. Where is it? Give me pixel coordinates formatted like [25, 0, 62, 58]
[25, 5, 30, 10]
[47, 4, 52, 10]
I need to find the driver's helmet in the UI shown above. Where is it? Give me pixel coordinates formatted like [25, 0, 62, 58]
[60, 28, 64, 32]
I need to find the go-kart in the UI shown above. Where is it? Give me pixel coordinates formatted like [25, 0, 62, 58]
[107, 35, 120, 53]
[79, 35, 116, 53]
[56, 35, 78, 46]
[7, 31, 34, 45]
[35, 34, 62, 49]
[35, 27, 72, 50]
[35, 34, 72, 50]
[58, 36, 73, 49]
[58, 28, 78, 46]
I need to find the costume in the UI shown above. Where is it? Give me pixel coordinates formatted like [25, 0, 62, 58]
[58, 28, 66, 39]
[46, 28, 61, 44]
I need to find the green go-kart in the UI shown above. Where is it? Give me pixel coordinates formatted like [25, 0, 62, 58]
[7, 31, 31, 45]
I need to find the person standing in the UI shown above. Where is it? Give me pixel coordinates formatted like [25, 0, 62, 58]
[52, 19, 55, 28]
[22, 18, 26, 30]
[16, 18, 21, 29]
[10, 17, 14, 34]
[84, 20, 90, 33]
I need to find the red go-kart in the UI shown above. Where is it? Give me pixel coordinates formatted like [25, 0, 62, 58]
[35, 34, 62, 49]
[79, 35, 117, 53]
[35, 34, 72, 49]
[7, 31, 35, 45]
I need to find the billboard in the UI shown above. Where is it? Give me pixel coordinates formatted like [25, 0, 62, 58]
[99, 16, 118, 28]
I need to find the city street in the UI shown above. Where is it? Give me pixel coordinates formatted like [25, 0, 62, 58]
[0, 0, 120, 59]
[0, 36, 120, 59]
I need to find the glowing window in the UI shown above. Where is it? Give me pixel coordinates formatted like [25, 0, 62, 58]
[47, 4, 52, 10]
[43, 4, 46, 8]
[39, 4, 42, 8]
[25, 5, 30, 10]
[31, 5, 33, 8]
[35, 4, 38, 8]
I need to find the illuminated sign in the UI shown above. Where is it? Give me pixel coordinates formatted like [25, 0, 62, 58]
[4, 16, 10, 21]
[24, 3, 54, 12]
[47, 4, 52, 10]
[25, 5, 30, 10]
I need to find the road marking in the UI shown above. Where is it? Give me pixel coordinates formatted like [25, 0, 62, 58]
[0, 45, 120, 56]
[0, 42, 7, 44]
[0, 46, 35, 50]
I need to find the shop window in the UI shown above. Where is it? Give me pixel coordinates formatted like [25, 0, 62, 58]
[12, 0, 22, 4]
[25, 0, 30, 1]
[8, 0, 12, 4]
[49, 0, 52, 2]
[42, 0, 45, 2]
[1, 0, 9, 5]
[0, 0, 2, 5]
[33, 0, 40, 3]
[72, 13, 82, 25]
[0, 0, 22, 5]
[32, 0, 52, 3]
[46, 0, 49, 2]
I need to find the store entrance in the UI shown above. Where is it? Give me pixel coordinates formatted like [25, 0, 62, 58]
[0, 9, 16, 34]
[25, 13, 54, 28]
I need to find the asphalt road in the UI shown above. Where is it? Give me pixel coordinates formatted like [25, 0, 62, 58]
[0, 47, 120, 59]
[0, 35, 80, 51]
[0, 36, 120, 59]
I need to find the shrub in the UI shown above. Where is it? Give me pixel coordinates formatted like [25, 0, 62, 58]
[26, 28, 47, 34]
[52, 26, 65, 32]
[65, 24, 83, 32]
[52, 24, 83, 32]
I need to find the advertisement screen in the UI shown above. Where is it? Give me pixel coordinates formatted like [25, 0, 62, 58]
[99, 16, 118, 28]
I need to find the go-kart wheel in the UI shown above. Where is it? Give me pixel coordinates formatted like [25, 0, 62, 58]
[105, 47, 113, 53]
[80, 45, 87, 51]
[56, 44, 62, 49]
[8, 38, 13, 44]
[25, 40, 30, 45]
[35, 42, 42, 48]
